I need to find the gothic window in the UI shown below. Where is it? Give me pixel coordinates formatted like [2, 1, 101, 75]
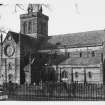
[8, 62, 12, 70]
[34, 23, 37, 33]
[75, 72, 78, 78]
[43, 23, 47, 34]
[61, 70, 68, 78]
[28, 21, 32, 33]
[88, 72, 92, 78]
[91, 51, 95, 57]
[41, 23, 43, 34]
[67, 52, 70, 57]
[80, 52, 82, 57]
[40, 22, 47, 34]
[23, 22, 27, 34]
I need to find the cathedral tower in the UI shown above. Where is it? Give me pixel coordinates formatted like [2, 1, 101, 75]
[20, 4, 49, 38]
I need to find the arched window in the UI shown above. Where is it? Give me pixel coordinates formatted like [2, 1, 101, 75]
[61, 70, 68, 78]
[68, 52, 70, 57]
[91, 51, 95, 57]
[88, 72, 92, 78]
[41, 23, 43, 34]
[28, 21, 32, 33]
[40, 22, 47, 34]
[43, 23, 47, 34]
[75, 72, 78, 78]
[23, 22, 27, 34]
[80, 52, 82, 57]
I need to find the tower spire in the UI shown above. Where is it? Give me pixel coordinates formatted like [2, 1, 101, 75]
[20, 3, 49, 38]
[28, 4, 42, 14]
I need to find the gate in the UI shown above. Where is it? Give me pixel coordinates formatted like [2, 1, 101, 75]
[5, 82, 105, 101]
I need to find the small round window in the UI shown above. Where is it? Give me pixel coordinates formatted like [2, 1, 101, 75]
[4, 44, 15, 57]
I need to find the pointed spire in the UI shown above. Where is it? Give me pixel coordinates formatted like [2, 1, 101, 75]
[28, 4, 42, 14]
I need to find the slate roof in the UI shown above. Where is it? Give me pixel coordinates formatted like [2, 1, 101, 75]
[59, 57, 101, 65]
[6, 31, 40, 50]
[40, 30, 105, 50]
[45, 53, 101, 65]
[8, 31, 19, 43]
[5, 30, 104, 66]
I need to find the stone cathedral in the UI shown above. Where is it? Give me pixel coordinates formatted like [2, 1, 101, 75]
[0, 4, 105, 85]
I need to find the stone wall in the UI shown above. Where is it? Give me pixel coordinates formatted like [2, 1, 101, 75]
[57, 65, 103, 84]
[0, 35, 20, 85]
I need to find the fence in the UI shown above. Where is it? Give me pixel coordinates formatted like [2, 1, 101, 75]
[2, 82, 105, 101]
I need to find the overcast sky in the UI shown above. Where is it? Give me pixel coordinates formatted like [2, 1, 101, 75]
[0, 0, 105, 36]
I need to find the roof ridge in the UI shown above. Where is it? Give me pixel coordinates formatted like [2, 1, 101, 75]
[49, 29, 105, 37]
[8, 31, 36, 39]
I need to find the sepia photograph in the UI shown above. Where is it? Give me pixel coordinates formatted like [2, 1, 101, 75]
[0, 0, 105, 101]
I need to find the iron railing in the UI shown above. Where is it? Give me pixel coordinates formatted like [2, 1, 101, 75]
[3, 82, 105, 101]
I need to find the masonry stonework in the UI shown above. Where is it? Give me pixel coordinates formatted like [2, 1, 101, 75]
[0, 4, 105, 85]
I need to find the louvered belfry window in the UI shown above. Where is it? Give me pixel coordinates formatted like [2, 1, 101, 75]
[28, 21, 32, 33]
[23, 22, 27, 34]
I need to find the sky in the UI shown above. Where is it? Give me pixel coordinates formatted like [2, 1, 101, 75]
[0, 0, 105, 37]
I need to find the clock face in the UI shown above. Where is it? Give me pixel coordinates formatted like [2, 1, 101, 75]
[4, 45, 15, 57]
